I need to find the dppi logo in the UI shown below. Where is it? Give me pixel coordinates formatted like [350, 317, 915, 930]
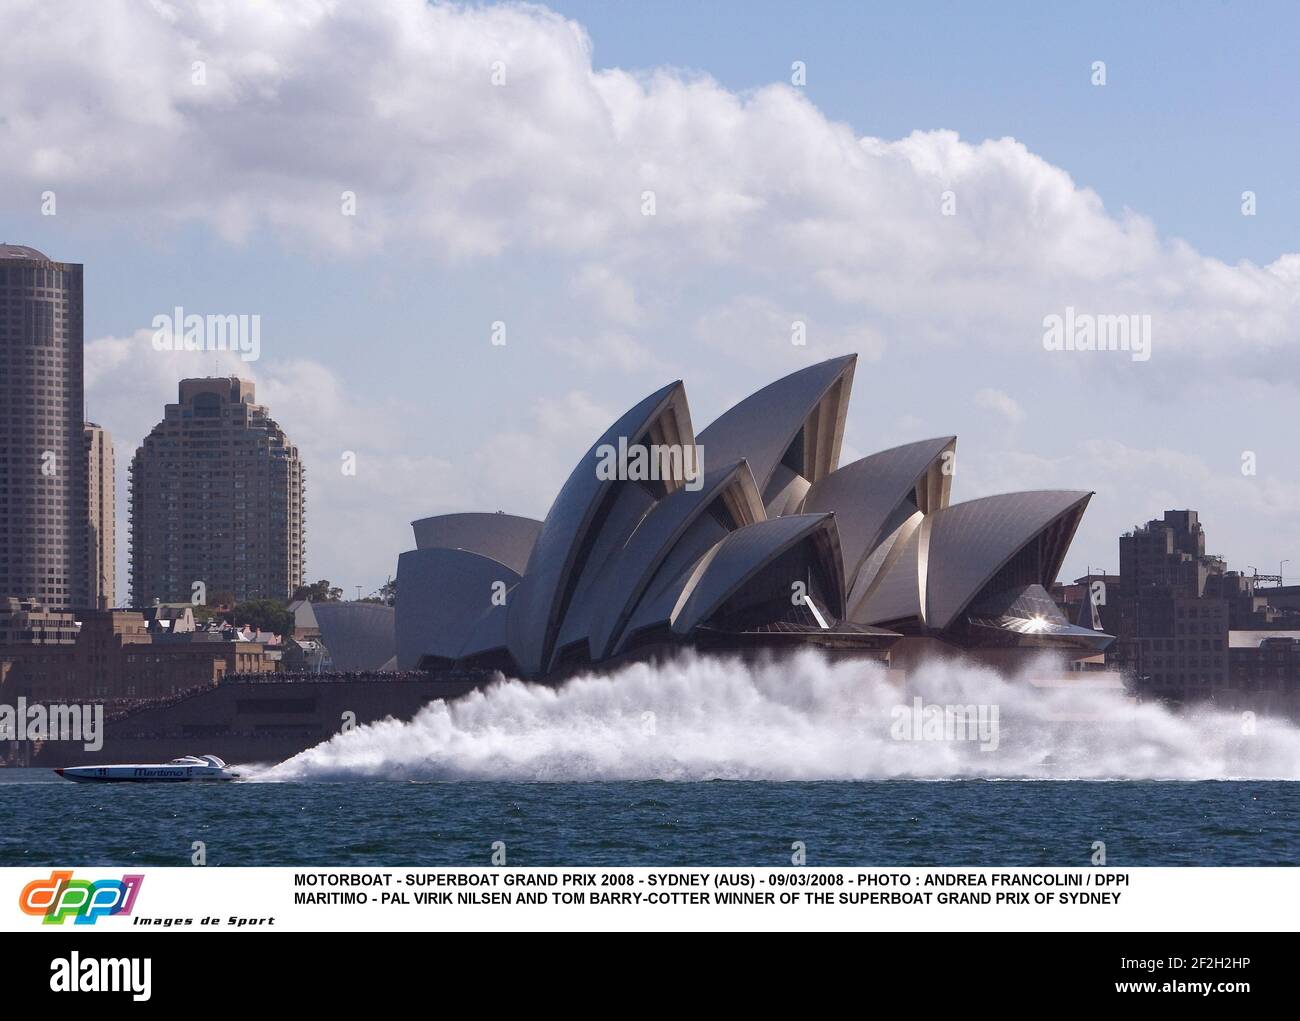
[19, 870, 144, 925]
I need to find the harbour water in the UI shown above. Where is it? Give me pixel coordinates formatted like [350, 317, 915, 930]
[0, 772, 1295, 867]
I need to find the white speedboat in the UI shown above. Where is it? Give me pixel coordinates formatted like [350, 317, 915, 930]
[55, 754, 241, 783]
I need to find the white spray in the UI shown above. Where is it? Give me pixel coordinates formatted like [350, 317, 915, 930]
[259, 651, 1300, 782]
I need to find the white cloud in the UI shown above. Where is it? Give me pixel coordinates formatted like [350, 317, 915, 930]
[974, 387, 1025, 424]
[11, 0, 1300, 593]
[84, 329, 461, 596]
[692, 295, 887, 373]
[1, 0, 1294, 378]
[569, 265, 645, 327]
[546, 331, 660, 374]
[469, 389, 615, 516]
[957, 438, 1300, 582]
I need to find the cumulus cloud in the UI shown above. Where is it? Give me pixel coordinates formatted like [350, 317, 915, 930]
[84, 329, 462, 595]
[954, 437, 1300, 582]
[467, 388, 615, 517]
[2, 0, 1295, 378]
[9, 0, 1300, 589]
[546, 330, 661, 374]
[568, 265, 645, 327]
[974, 387, 1025, 424]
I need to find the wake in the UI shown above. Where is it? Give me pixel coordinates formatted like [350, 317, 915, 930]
[258, 651, 1300, 782]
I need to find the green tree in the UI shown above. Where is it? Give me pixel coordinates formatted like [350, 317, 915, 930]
[292, 579, 343, 602]
[227, 598, 294, 637]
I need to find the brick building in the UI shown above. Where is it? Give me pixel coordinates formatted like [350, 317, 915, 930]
[0, 604, 274, 702]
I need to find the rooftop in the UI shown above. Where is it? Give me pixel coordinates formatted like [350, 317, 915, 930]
[0, 243, 52, 261]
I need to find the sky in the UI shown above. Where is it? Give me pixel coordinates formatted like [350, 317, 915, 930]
[1, 0, 1297, 600]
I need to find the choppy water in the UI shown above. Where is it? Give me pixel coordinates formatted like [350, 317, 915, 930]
[0, 773, 1295, 866]
[3, 653, 1297, 866]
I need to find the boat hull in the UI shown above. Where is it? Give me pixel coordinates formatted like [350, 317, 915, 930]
[55, 765, 238, 783]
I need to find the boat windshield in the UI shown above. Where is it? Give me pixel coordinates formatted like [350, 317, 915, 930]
[162, 754, 228, 767]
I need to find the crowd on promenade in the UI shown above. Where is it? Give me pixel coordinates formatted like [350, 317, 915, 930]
[222, 669, 433, 684]
[103, 684, 216, 721]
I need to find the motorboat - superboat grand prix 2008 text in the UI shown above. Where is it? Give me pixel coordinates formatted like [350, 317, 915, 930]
[54, 754, 241, 783]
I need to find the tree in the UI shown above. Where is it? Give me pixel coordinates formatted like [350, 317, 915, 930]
[292, 579, 342, 603]
[227, 598, 294, 637]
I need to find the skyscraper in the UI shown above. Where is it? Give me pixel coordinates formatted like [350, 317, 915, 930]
[129, 377, 305, 605]
[0, 244, 88, 610]
[84, 422, 115, 608]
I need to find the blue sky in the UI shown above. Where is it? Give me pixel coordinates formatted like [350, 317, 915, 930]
[2, 0, 1297, 599]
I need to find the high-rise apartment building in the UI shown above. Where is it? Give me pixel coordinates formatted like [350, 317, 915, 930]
[0, 244, 88, 610]
[84, 422, 115, 608]
[129, 377, 305, 605]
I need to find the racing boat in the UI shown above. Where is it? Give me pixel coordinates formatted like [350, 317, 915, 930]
[54, 754, 241, 783]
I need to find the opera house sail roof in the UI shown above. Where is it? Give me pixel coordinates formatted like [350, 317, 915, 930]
[395, 355, 1111, 679]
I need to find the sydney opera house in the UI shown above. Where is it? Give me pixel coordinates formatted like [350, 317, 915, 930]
[395, 355, 1112, 682]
